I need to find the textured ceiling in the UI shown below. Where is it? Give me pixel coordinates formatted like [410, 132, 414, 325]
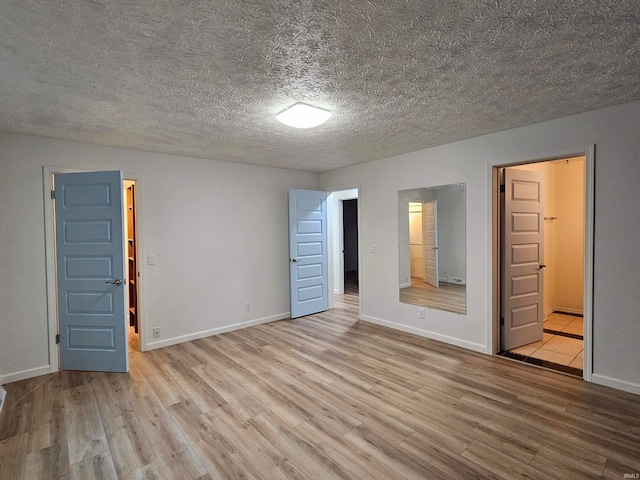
[1, 1, 639, 172]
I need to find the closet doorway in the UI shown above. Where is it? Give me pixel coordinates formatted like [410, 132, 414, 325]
[124, 180, 140, 353]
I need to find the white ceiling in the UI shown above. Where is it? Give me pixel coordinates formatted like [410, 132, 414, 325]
[1, 1, 639, 172]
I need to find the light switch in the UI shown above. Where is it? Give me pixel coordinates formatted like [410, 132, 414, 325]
[147, 254, 156, 265]
[369, 244, 377, 254]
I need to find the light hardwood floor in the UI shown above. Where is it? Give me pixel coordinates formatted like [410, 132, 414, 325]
[1, 293, 640, 479]
[399, 278, 466, 314]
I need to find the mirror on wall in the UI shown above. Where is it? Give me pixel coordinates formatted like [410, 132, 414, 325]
[398, 184, 466, 314]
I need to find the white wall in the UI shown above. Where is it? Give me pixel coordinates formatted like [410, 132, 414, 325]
[0, 133, 318, 384]
[555, 159, 585, 313]
[432, 186, 466, 283]
[319, 100, 640, 394]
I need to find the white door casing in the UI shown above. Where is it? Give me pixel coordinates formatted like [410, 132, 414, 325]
[55, 170, 128, 372]
[502, 168, 545, 351]
[289, 189, 329, 318]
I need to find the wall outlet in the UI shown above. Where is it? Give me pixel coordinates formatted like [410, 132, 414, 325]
[245, 301, 251, 311]
[0, 386, 6, 414]
[419, 308, 425, 319]
[152, 327, 160, 338]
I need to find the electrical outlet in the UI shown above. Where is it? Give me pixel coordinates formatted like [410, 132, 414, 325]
[245, 301, 251, 311]
[419, 308, 425, 319]
[152, 327, 160, 338]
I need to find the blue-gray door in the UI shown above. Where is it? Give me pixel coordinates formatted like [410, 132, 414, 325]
[289, 189, 329, 318]
[55, 171, 128, 372]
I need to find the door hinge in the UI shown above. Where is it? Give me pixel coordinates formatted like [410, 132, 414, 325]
[55, 333, 60, 344]
[499, 184, 505, 194]
[51, 189, 56, 199]
[500, 317, 505, 326]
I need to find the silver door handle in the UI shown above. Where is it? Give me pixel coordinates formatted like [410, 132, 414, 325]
[290, 258, 298, 263]
[105, 279, 123, 285]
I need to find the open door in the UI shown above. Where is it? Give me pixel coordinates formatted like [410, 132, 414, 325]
[501, 168, 545, 351]
[289, 189, 329, 318]
[423, 200, 439, 288]
[54, 171, 128, 372]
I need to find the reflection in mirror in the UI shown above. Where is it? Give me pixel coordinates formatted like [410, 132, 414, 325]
[398, 184, 466, 314]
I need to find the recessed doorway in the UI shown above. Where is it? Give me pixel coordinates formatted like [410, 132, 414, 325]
[493, 152, 594, 380]
[342, 198, 359, 295]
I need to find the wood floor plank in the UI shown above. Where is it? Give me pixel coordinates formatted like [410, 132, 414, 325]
[460, 440, 556, 480]
[248, 414, 341, 480]
[0, 432, 28, 480]
[2, 292, 640, 479]
[64, 383, 109, 465]
[67, 451, 118, 480]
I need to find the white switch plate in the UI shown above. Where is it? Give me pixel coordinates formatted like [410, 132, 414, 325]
[369, 244, 377, 254]
[147, 254, 156, 265]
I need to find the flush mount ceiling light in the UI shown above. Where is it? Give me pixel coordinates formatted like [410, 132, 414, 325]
[276, 103, 331, 129]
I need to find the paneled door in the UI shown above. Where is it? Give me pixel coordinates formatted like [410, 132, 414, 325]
[502, 168, 545, 351]
[423, 200, 439, 288]
[289, 189, 329, 318]
[54, 171, 128, 372]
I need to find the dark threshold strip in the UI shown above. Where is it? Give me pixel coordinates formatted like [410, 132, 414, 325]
[499, 351, 583, 377]
[553, 310, 584, 318]
[543, 328, 584, 340]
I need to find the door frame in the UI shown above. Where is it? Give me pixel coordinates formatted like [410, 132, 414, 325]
[42, 166, 145, 373]
[326, 186, 361, 314]
[491, 146, 595, 381]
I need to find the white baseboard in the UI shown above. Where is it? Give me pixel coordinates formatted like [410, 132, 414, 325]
[399, 282, 411, 289]
[0, 365, 53, 386]
[591, 373, 640, 396]
[360, 314, 488, 354]
[0, 386, 6, 414]
[145, 312, 290, 350]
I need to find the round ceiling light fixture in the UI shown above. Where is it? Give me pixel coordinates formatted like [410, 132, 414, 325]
[276, 102, 331, 129]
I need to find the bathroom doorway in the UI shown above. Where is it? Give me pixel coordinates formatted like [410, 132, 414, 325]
[495, 155, 590, 377]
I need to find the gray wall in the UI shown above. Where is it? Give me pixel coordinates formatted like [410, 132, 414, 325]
[0, 133, 318, 383]
[320, 100, 640, 394]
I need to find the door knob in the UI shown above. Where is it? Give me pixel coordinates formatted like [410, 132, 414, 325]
[105, 279, 123, 285]
[538, 264, 546, 270]
[290, 258, 298, 263]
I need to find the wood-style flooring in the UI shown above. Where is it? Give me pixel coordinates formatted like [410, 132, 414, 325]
[2, 293, 640, 479]
[399, 278, 466, 314]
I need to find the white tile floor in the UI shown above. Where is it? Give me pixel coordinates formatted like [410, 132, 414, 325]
[510, 313, 584, 369]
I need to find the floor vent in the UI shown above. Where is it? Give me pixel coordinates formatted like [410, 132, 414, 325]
[0, 386, 6, 414]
